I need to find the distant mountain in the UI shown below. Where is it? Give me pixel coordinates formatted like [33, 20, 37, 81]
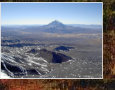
[2, 20, 102, 34]
[38, 20, 71, 33]
[47, 20, 65, 28]
[35, 20, 102, 34]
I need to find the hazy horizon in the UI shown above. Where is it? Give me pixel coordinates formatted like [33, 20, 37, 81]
[1, 20, 102, 26]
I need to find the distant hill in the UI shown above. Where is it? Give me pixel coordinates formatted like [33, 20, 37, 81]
[28, 49, 72, 63]
[54, 46, 74, 51]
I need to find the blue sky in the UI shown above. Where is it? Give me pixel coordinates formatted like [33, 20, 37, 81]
[1, 3, 102, 25]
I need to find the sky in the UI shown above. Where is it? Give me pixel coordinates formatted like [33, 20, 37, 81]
[1, 3, 102, 25]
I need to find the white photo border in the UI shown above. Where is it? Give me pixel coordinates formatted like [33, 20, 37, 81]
[0, 2, 103, 79]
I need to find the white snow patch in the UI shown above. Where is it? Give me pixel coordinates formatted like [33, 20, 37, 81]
[1, 72, 11, 79]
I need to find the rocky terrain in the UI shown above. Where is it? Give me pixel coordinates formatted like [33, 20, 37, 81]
[1, 43, 102, 78]
[1, 21, 102, 78]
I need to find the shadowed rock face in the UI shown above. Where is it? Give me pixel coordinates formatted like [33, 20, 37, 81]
[28, 49, 72, 63]
[52, 52, 71, 63]
[1, 61, 41, 77]
[1, 62, 25, 77]
[1, 62, 23, 73]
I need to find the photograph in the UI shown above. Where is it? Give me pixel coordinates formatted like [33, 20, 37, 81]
[1, 3, 102, 78]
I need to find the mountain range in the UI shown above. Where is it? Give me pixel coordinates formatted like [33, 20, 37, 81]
[2, 20, 102, 34]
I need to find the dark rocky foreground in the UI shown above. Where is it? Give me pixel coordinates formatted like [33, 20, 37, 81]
[1, 48, 74, 78]
[1, 45, 102, 78]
